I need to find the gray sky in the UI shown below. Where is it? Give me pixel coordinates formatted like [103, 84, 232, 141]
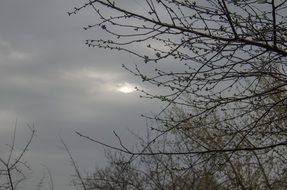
[0, 0, 158, 189]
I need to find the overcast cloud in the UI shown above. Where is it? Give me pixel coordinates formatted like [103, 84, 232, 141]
[0, 0, 159, 189]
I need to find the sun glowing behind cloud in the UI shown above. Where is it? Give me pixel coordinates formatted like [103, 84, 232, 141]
[117, 82, 136, 94]
[62, 68, 139, 95]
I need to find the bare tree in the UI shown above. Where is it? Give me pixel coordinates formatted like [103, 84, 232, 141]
[0, 123, 36, 190]
[76, 103, 287, 189]
[69, 0, 287, 189]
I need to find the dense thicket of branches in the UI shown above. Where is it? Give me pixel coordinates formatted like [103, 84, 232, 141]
[74, 101, 287, 189]
[69, 0, 287, 189]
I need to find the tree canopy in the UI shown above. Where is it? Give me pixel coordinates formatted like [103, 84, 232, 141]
[69, 0, 287, 189]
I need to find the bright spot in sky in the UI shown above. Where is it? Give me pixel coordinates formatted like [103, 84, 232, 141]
[117, 82, 135, 94]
